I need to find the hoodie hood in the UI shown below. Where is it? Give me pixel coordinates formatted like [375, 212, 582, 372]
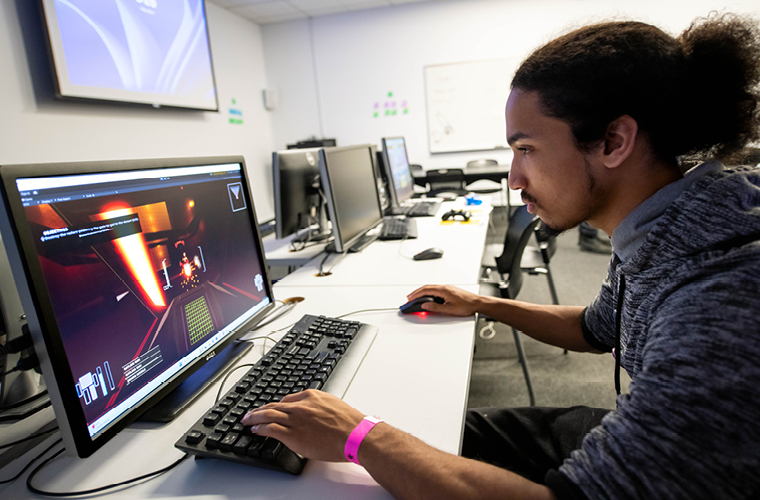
[620, 163, 760, 274]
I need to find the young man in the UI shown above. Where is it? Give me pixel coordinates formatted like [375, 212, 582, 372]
[243, 14, 760, 499]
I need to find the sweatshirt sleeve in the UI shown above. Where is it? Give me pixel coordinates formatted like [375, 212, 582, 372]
[559, 259, 760, 499]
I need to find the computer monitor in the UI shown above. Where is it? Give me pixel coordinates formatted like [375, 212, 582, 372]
[0, 156, 275, 458]
[272, 149, 329, 242]
[381, 137, 415, 208]
[319, 145, 384, 253]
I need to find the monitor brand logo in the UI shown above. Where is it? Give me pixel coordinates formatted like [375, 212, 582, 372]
[206, 351, 216, 361]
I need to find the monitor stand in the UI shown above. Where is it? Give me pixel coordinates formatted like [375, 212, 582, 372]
[137, 340, 252, 423]
[293, 198, 332, 243]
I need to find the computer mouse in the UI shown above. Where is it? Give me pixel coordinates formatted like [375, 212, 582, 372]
[400, 295, 445, 314]
[413, 247, 444, 260]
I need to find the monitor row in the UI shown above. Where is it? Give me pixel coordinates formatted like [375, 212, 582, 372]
[0, 137, 427, 462]
[273, 137, 425, 253]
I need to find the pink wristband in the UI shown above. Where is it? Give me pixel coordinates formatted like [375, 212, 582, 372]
[344, 416, 383, 465]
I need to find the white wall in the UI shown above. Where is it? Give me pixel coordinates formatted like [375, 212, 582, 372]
[261, 0, 760, 170]
[0, 1, 277, 221]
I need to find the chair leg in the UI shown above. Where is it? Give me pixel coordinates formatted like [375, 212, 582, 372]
[543, 265, 568, 355]
[511, 327, 535, 406]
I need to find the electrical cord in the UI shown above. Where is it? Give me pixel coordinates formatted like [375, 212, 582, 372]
[396, 231, 416, 260]
[214, 363, 256, 403]
[248, 301, 297, 331]
[0, 438, 62, 486]
[0, 389, 49, 414]
[26, 447, 190, 497]
[335, 307, 399, 319]
[0, 426, 59, 451]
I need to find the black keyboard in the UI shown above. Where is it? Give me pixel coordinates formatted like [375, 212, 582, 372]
[378, 217, 418, 240]
[406, 200, 442, 217]
[387, 200, 442, 217]
[175, 314, 378, 475]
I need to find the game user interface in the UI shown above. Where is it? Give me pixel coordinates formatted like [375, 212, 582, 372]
[15, 163, 269, 439]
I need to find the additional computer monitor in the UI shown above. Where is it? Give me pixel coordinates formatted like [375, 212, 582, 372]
[272, 149, 329, 242]
[0, 156, 275, 457]
[381, 137, 416, 208]
[39, 0, 219, 111]
[319, 145, 384, 253]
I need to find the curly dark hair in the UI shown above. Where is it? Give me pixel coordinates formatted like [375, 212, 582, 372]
[511, 13, 760, 168]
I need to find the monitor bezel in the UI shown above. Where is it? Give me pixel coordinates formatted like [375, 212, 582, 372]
[0, 156, 275, 458]
[37, 0, 220, 112]
[318, 145, 384, 253]
[381, 137, 415, 208]
[272, 148, 322, 240]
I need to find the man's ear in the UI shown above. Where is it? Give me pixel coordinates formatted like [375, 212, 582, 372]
[602, 115, 638, 169]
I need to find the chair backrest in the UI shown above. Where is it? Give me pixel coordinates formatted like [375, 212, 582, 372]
[495, 205, 540, 299]
[466, 159, 498, 168]
[426, 168, 468, 196]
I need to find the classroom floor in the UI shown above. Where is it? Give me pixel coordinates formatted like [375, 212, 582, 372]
[467, 207, 631, 410]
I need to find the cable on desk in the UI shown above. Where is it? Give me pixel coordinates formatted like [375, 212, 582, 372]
[0, 438, 62, 486]
[248, 300, 298, 331]
[0, 389, 49, 413]
[317, 248, 348, 277]
[335, 307, 399, 319]
[25, 445, 190, 497]
[396, 231, 416, 260]
[0, 426, 59, 451]
[214, 363, 256, 403]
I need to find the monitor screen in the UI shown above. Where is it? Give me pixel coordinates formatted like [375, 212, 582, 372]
[39, 0, 219, 111]
[272, 148, 321, 240]
[381, 137, 414, 207]
[319, 145, 383, 253]
[0, 156, 273, 457]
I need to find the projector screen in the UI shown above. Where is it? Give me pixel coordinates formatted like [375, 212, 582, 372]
[40, 0, 219, 111]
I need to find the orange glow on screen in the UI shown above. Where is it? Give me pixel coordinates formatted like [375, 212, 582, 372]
[98, 206, 166, 308]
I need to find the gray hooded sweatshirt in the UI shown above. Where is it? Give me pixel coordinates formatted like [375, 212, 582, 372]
[556, 164, 760, 499]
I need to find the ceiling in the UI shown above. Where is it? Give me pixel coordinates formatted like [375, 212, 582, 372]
[208, 0, 433, 25]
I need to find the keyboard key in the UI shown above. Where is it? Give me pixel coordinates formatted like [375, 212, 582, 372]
[233, 435, 253, 455]
[205, 433, 223, 449]
[246, 436, 266, 458]
[261, 439, 283, 460]
[203, 413, 221, 426]
[185, 430, 204, 445]
[219, 433, 240, 452]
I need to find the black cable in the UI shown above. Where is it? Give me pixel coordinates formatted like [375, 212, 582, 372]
[335, 307, 399, 319]
[0, 426, 59, 450]
[316, 252, 331, 275]
[0, 390, 48, 413]
[1, 365, 19, 377]
[215, 363, 256, 403]
[26, 446, 190, 497]
[249, 301, 297, 331]
[0, 438, 62, 485]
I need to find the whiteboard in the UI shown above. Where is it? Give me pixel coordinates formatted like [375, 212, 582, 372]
[424, 58, 520, 154]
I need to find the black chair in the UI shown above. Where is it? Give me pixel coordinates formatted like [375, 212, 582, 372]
[425, 168, 469, 199]
[480, 205, 541, 406]
[521, 222, 560, 306]
[465, 159, 509, 207]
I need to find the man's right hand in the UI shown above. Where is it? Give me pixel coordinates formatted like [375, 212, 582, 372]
[406, 284, 485, 317]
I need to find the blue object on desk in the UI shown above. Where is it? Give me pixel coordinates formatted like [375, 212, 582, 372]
[465, 194, 483, 205]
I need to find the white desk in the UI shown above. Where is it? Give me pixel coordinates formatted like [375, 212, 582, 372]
[277, 202, 491, 288]
[262, 230, 328, 268]
[2, 200, 491, 499]
[2, 285, 477, 499]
